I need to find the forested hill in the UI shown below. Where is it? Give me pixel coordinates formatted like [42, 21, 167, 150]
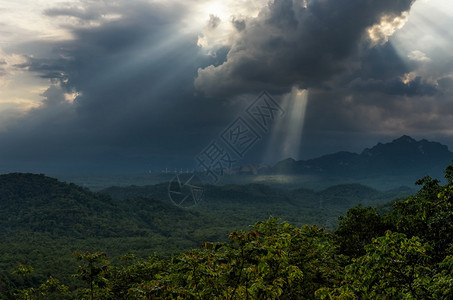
[101, 182, 413, 225]
[1, 167, 453, 299]
[0, 173, 411, 240]
[0, 173, 215, 240]
[0, 173, 218, 298]
[0, 173, 125, 238]
[0, 172, 412, 298]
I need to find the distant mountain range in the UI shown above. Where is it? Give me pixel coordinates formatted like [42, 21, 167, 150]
[228, 136, 453, 180]
[53, 136, 453, 191]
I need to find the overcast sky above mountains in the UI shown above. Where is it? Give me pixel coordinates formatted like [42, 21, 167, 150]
[0, 0, 452, 174]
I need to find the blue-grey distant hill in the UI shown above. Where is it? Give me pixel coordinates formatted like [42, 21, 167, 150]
[272, 135, 453, 178]
[221, 136, 453, 189]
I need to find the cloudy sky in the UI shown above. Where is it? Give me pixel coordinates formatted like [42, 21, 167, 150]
[0, 0, 452, 174]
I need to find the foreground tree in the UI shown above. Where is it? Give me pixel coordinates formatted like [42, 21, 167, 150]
[389, 174, 453, 262]
[13, 264, 70, 300]
[125, 217, 344, 299]
[72, 251, 111, 299]
[334, 205, 389, 258]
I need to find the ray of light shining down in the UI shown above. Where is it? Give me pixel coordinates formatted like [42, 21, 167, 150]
[87, 28, 194, 92]
[264, 87, 308, 162]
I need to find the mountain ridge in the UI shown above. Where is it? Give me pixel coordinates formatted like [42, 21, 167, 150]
[227, 136, 453, 180]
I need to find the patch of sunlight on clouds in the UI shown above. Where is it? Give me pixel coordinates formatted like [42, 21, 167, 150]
[0, 96, 41, 132]
[64, 91, 81, 104]
[188, 0, 268, 51]
[189, 0, 266, 27]
[408, 50, 431, 62]
[400, 72, 418, 84]
[0, 80, 48, 112]
[0, 50, 49, 117]
[0, 98, 40, 111]
[367, 11, 410, 46]
[0, 0, 74, 43]
[0, 1, 126, 44]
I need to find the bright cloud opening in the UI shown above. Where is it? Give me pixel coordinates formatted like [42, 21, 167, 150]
[367, 11, 410, 46]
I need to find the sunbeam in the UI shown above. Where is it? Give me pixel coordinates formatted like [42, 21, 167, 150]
[264, 86, 308, 163]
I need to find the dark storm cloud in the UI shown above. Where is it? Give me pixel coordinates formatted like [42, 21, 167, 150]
[349, 76, 438, 96]
[16, 57, 69, 80]
[192, 0, 453, 160]
[195, 0, 416, 96]
[0, 85, 76, 161]
[3, 0, 453, 174]
[298, 84, 453, 158]
[357, 43, 409, 80]
[437, 77, 453, 94]
[0, 1, 244, 173]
